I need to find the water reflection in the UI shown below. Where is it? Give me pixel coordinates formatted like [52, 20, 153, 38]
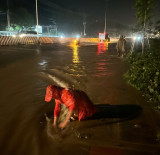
[36, 48, 40, 55]
[97, 42, 108, 55]
[72, 45, 79, 64]
[39, 59, 48, 69]
[39, 60, 47, 66]
[94, 43, 110, 77]
[69, 44, 86, 78]
[95, 61, 108, 77]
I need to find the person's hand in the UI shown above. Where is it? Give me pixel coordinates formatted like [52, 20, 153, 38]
[58, 121, 67, 129]
[53, 117, 57, 128]
[58, 111, 72, 129]
[52, 120, 58, 128]
[52, 123, 56, 128]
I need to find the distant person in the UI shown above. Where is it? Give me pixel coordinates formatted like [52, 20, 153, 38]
[105, 33, 110, 42]
[45, 85, 97, 129]
[116, 35, 127, 58]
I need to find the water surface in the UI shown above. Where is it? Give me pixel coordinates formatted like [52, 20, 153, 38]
[0, 43, 160, 155]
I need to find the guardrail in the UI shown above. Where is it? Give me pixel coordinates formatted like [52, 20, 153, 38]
[0, 31, 17, 36]
[0, 31, 59, 37]
[0, 35, 119, 46]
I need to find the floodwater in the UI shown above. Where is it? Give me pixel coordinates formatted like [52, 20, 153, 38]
[0, 43, 160, 155]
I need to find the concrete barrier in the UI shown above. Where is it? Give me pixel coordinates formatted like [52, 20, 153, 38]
[0, 36, 119, 46]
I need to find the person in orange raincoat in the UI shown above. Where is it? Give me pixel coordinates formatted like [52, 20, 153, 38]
[45, 85, 97, 129]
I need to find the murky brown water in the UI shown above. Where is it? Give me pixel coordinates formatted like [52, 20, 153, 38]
[0, 43, 160, 155]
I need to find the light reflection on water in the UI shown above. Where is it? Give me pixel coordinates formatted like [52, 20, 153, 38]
[94, 42, 111, 77]
[39, 60, 48, 66]
[72, 45, 79, 64]
[97, 42, 109, 55]
[70, 44, 86, 77]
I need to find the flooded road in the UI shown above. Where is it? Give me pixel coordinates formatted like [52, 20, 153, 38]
[0, 43, 160, 155]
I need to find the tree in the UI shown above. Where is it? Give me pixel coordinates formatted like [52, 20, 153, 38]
[155, 20, 160, 32]
[134, 0, 155, 54]
[11, 7, 35, 31]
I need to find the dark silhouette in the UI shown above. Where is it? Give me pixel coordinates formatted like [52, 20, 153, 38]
[92, 104, 142, 120]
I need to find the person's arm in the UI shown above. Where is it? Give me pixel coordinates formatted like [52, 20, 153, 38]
[116, 41, 119, 50]
[53, 116, 58, 126]
[53, 99, 61, 127]
[58, 110, 73, 129]
[59, 97, 76, 129]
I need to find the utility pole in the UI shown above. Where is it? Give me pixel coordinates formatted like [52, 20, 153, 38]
[104, 11, 106, 34]
[83, 13, 86, 36]
[36, 0, 39, 43]
[83, 21, 86, 36]
[7, 0, 10, 31]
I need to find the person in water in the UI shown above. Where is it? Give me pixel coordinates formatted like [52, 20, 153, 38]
[45, 85, 97, 129]
[116, 35, 127, 58]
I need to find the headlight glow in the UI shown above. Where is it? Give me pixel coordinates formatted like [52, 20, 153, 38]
[19, 34, 26, 38]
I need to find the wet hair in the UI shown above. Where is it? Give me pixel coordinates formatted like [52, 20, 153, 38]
[45, 85, 63, 101]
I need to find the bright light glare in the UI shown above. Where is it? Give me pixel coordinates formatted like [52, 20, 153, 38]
[60, 35, 64, 38]
[19, 34, 26, 38]
[133, 36, 141, 41]
[12, 35, 16, 38]
[76, 35, 80, 38]
[137, 36, 141, 40]
[133, 36, 136, 40]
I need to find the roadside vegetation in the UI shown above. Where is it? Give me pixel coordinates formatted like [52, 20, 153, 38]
[124, 0, 160, 111]
[124, 39, 160, 110]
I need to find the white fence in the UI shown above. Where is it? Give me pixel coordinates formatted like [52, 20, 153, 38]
[0, 31, 17, 36]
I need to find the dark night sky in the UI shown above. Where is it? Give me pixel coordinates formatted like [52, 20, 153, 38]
[0, 0, 160, 36]
[39, 0, 137, 25]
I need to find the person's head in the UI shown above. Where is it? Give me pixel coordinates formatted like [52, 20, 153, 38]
[45, 85, 62, 102]
[120, 35, 124, 39]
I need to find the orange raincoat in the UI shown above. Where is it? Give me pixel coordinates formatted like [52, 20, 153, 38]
[45, 85, 97, 121]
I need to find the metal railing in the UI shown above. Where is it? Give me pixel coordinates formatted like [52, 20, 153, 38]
[0, 31, 60, 37]
[0, 31, 17, 36]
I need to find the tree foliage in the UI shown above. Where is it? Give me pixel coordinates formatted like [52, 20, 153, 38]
[10, 7, 35, 31]
[134, 0, 155, 54]
[155, 20, 160, 32]
[135, 0, 154, 28]
[0, 0, 35, 31]
[124, 39, 160, 110]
